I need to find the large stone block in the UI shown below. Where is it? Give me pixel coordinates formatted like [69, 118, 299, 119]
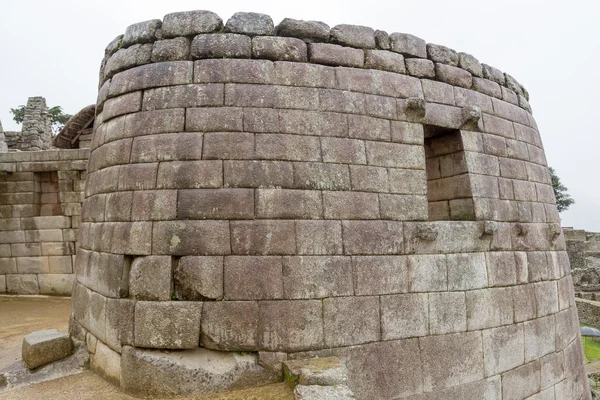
[352, 255, 408, 295]
[174, 256, 223, 300]
[38, 274, 74, 296]
[134, 301, 203, 349]
[224, 256, 283, 300]
[201, 301, 259, 350]
[389, 33, 426, 58]
[230, 220, 295, 255]
[428, 292, 467, 335]
[323, 296, 380, 347]
[342, 220, 403, 255]
[252, 36, 307, 62]
[482, 324, 524, 376]
[161, 10, 223, 37]
[6, 274, 39, 294]
[129, 255, 172, 301]
[275, 18, 331, 43]
[420, 331, 484, 391]
[282, 256, 353, 299]
[177, 189, 254, 219]
[308, 43, 364, 67]
[259, 300, 323, 351]
[255, 189, 322, 219]
[466, 287, 513, 330]
[191, 33, 251, 59]
[152, 220, 230, 255]
[22, 329, 72, 369]
[381, 293, 428, 340]
[501, 360, 541, 400]
[296, 220, 343, 255]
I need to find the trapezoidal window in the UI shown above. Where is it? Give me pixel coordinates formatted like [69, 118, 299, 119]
[424, 126, 475, 221]
[34, 171, 63, 216]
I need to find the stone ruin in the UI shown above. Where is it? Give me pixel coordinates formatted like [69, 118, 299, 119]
[61, 9, 591, 400]
[4, 97, 53, 151]
[565, 228, 600, 299]
[0, 9, 592, 400]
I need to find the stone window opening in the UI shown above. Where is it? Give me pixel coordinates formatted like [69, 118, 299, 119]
[34, 171, 62, 216]
[424, 125, 475, 221]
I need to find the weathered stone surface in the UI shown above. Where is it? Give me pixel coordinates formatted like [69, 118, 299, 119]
[134, 301, 203, 349]
[174, 256, 223, 300]
[330, 24, 375, 49]
[161, 10, 223, 37]
[123, 19, 161, 47]
[252, 36, 307, 62]
[389, 33, 427, 58]
[427, 43, 458, 66]
[309, 43, 364, 67]
[129, 255, 172, 301]
[120, 346, 279, 398]
[225, 12, 274, 36]
[151, 37, 190, 62]
[458, 52, 483, 77]
[482, 63, 505, 85]
[191, 33, 251, 59]
[22, 329, 72, 369]
[275, 18, 330, 43]
[284, 357, 348, 386]
[365, 50, 405, 74]
[374, 30, 390, 49]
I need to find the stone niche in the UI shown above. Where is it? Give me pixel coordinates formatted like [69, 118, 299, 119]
[70, 10, 590, 400]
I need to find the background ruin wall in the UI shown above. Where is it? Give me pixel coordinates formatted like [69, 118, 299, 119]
[4, 97, 54, 151]
[0, 149, 88, 295]
[66, 10, 590, 400]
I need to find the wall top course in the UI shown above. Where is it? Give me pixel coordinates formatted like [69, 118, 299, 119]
[101, 10, 530, 112]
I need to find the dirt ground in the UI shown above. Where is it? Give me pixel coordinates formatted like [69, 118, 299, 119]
[0, 295, 294, 400]
[0, 295, 71, 370]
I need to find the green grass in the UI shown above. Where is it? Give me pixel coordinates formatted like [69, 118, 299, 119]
[581, 324, 600, 362]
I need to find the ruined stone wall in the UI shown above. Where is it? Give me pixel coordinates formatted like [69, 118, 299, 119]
[5, 97, 54, 151]
[0, 149, 88, 295]
[70, 11, 589, 400]
[565, 228, 600, 298]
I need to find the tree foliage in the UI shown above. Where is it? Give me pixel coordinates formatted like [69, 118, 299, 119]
[549, 167, 575, 213]
[10, 104, 72, 135]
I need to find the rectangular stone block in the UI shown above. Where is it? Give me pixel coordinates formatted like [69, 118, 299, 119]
[0, 257, 17, 274]
[130, 132, 204, 163]
[454, 87, 493, 113]
[16, 256, 49, 273]
[483, 114, 515, 138]
[104, 191, 133, 222]
[535, 281, 559, 317]
[255, 189, 322, 219]
[279, 109, 347, 137]
[194, 59, 274, 84]
[501, 360, 541, 400]
[142, 84, 223, 110]
[185, 107, 243, 132]
[388, 168, 427, 195]
[191, 33, 251, 59]
[435, 63, 472, 88]
[103, 91, 142, 121]
[365, 49, 405, 74]
[447, 252, 487, 290]
[48, 255, 73, 274]
[131, 190, 178, 221]
[513, 284, 537, 323]
[321, 137, 366, 164]
[243, 107, 279, 133]
[224, 256, 283, 300]
[483, 324, 524, 377]
[295, 220, 343, 255]
[225, 160, 293, 189]
[174, 256, 223, 301]
[466, 287, 513, 330]
[350, 165, 389, 193]
[230, 220, 295, 255]
[129, 256, 172, 301]
[156, 160, 223, 189]
[323, 296, 380, 347]
[379, 194, 427, 221]
[319, 89, 366, 114]
[259, 300, 323, 351]
[365, 141, 425, 169]
[407, 254, 447, 292]
[524, 315, 555, 363]
[38, 274, 74, 296]
[365, 93, 397, 119]
[420, 331, 483, 391]
[422, 79, 455, 105]
[282, 256, 352, 299]
[134, 301, 202, 349]
[105, 298, 135, 350]
[201, 301, 259, 351]
[486, 251, 517, 287]
[6, 274, 39, 294]
[274, 61, 336, 88]
[429, 292, 467, 335]
[12, 243, 42, 257]
[123, 108, 185, 138]
[152, 220, 231, 255]
[336, 68, 423, 99]
[348, 115, 391, 141]
[293, 162, 350, 191]
[342, 220, 403, 255]
[117, 163, 158, 191]
[255, 134, 321, 162]
[308, 43, 364, 67]
[177, 189, 254, 219]
[323, 191, 380, 219]
[381, 293, 428, 340]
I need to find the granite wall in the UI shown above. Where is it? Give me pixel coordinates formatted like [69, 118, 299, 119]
[69, 10, 589, 400]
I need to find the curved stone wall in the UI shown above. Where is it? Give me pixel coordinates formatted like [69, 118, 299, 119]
[71, 10, 590, 399]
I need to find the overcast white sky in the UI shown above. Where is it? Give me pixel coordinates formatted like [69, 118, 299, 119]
[1, 0, 598, 230]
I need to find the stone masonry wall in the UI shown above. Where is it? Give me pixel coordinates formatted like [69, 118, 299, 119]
[70, 10, 589, 400]
[0, 149, 89, 295]
[565, 228, 600, 298]
[0, 120, 8, 153]
[5, 97, 53, 151]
